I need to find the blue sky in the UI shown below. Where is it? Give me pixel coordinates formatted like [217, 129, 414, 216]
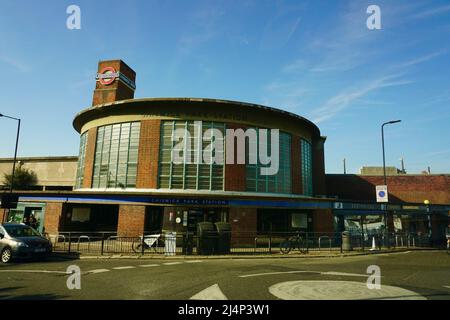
[0, 0, 449, 174]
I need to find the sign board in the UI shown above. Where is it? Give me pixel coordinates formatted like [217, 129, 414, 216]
[376, 185, 388, 203]
[96, 66, 119, 85]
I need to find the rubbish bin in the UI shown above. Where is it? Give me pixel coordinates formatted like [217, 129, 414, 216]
[341, 231, 353, 251]
[165, 231, 177, 256]
[215, 222, 232, 254]
[197, 222, 217, 255]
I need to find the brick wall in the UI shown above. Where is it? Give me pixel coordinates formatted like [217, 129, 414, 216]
[312, 209, 334, 234]
[326, 174, 450, 204]
[291, 135, 302, 195]
[117, 205, 146, 237]
[44, 202, 63, 235]
[82, 127, 98, 188]
[136, 119, 161, 189]
[229, 207, 257, 246]
[92, 60, 136, 106]
[224, 123, 247, 192]
[0, 208, 5, 223]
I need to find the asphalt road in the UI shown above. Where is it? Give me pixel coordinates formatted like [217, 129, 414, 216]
[0, 251, 449, 300]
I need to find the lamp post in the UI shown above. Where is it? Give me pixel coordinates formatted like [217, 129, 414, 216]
[381, 120, 401, 247]
[0, 113, 21, 223]
[424, 199, 432, 245]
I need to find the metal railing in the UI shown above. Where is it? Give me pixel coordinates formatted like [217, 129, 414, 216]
[48, 230, 433, 256]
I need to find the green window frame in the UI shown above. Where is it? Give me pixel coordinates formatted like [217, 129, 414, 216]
[92, 122, 140, 189]
[301, 139, 313, 196]
[75, 131, 88, 189]
[245, 130, 292, 194]
[158, 120, 225, 190]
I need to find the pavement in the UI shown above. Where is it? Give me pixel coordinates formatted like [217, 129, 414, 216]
[0, 250, 449, 300]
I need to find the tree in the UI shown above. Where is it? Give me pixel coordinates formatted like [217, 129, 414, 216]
[2, 163, 38, 190]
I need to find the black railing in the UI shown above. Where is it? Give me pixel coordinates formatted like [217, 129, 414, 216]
[47, 231, 434, 256]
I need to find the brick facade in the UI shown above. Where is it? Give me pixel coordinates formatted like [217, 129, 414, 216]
[136, 119, 161, 189]
[224, 123, 247, 192]
[312, 209, 334, 234]
[326, 174, 450, 205]
[229, 207, 257, 245]
[43, 202, 64, 235]
[92, 60, 136, 106]
[82, 127, 98, 189]
[0, 208, 5, 223]
[117, 205, 146, 237]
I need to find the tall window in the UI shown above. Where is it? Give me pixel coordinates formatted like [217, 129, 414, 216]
[158, 121, 225, 190]
[75, 131, 88, 189]
[301, 139, 313, 196]
[92, 122, 140, 188]
[246, 130, 292, 194]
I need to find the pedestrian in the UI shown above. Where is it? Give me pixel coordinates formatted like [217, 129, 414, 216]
[30, 215, 38, 229]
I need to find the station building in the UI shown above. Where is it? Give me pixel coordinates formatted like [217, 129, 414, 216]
[1, 60, 449, 245]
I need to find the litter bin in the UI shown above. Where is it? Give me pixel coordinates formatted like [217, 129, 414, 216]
[215, 222, 232, 254]
[165, 231, 177, 256]
[197, 222, 217, 255]
[341, 231, 353, 251]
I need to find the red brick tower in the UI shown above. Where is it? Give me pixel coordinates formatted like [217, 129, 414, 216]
[92, 60, 136, 106]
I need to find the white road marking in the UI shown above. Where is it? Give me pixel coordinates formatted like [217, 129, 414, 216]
[87, 269, 110, 274]
[112, 266, 136, 270]
[240, 270, 381, 278]
[190, 284, 228, 300]
[239, 271, 318, 278]
[184, 260, 203, 263]
[0, 270, 69, 274]
[443, 286, 450, 289]
[139, 264, 160, 267]
[269, 280, 426, 300]
[163, 262, 183, 265]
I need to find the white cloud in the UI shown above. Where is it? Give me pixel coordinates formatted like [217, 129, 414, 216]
[0, 55, 29, 72]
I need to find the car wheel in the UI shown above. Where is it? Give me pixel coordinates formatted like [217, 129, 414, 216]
[1, 247, 13, 263]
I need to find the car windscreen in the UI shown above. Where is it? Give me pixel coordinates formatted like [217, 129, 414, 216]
[4, 225, 41, 237]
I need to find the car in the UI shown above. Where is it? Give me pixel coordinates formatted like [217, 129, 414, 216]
[0, 223, 52, 263]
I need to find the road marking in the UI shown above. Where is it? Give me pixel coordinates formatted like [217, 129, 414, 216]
[239, 271, 318, 278]
[444, 286, 450, 289]
[239, 270, 380, 278]
[184, 260, 203, 263]
[0, 270, 69, 274]
[87, 269, 110, 274]
[163, 262, 183, 266]
[190, 284, 228, 300]
[139, 264, 160, 267]
[269, 280, 425, 300]
[112, 266, 136, 270]
[321, 271, 378, 278]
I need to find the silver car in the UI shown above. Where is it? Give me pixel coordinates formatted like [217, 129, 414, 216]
[0, 223, 52, 263]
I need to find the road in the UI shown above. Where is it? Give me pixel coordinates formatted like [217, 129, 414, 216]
[0, 251, 449, 300]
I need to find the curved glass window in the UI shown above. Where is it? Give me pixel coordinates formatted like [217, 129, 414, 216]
[75, 131, 88, 189]
[301, 139, 313, 196]
[158, 121, 225, 190]
[92, 122, 140, 188]
[246, 130, 292, 194]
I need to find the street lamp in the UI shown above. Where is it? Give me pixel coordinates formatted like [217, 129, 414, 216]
[0, 113, 21, 223]
[381, 120, 401, 247]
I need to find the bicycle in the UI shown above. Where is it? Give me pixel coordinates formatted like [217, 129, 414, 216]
[132, 234, 164, 253]
[280, 231, 307, 254]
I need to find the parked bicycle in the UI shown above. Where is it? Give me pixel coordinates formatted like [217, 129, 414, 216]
[280, 231, 307, 254]
[132, 234, 164, 253]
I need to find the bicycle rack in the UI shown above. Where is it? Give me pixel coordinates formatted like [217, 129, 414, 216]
[54, 234, 66, 251]
[77, 235, 91, 251]
[318, 236, 331, 251]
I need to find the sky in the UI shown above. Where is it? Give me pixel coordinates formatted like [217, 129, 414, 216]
[0, 0, 449, 174]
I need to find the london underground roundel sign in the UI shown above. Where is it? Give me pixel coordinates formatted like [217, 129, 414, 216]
[96, 66, 119, 85]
